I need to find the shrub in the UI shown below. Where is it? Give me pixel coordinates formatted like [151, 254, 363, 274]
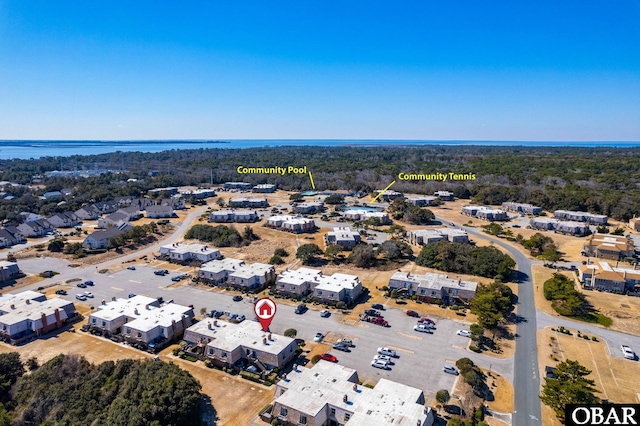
[240, 371, 261, 383]
[284, 328, 297, 338]
[274, 248, 289, 257]
[263, 380, 272, 386]
[469, 345, 482, 353]
[591, 336, 598, 342]
[269, 255, 284, 265]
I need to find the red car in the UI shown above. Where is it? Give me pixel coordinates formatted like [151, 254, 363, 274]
[371, 317, 389, 327]
[419, 317, 435, 324]
[406, 310, 419, 317]
[320, 353, 338, 362]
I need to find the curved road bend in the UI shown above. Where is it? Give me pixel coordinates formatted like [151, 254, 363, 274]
[441, 219, 542, 426]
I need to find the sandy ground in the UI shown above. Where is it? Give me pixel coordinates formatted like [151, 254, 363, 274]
[532, 265, 640, 336]
[537, 326, 640, 426]
[449, 366, 514, 422]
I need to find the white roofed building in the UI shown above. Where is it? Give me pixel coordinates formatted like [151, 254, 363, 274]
[159, 243, 222, 263]
[313, 273, 363, 304]
[276, 268, 324, 297]
[269, 361, 433, 426]
[183, 320, 298, 370]
[408, 228, 469, 245]
[265, 215, 316, 233]
[461, 205, 508, 221]
[389, 271, 478, 304]
[406, 196, 438, 206]
[342, 210, 391, 225]
[209, 209, 259, 223]
[326, 227, 361, 249]
[0, 290, 76, 343]
[87, 295, 194, 348]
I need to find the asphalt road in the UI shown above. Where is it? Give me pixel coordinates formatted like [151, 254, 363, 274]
[449, 220, 543, 426]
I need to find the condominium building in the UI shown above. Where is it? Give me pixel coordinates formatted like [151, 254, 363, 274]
[461, 205, 508, 221]
[159, 243, 222, 263]
[388, 271, 478, 303]
[408, 228, 469, 245]
[269, 361, 433, 426]
[553, 210, 608, 225]
[325, 227, 361, 249]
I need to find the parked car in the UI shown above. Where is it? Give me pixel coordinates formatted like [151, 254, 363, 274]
[320, 310, 330, 317]
[126, 266, 136, 270]
[84, 280, 94, 286]
[75, 294, 87, 301]
[621, 345, 636, 360]
[128, 293, 136, 298]
[320, 353, 338, 362]
[332, 343, 350, 352]
[374, 354, 392, 364]
[414, 324, 432, 333]
[370, 317, 388, 327]
[246, 365, 259, 373]
[406, 310, 419, 317]
[171, 276, 182, 282]
[456, 330, 472, 338]
[338, 337, 354, 347]
[443, 364, 459, 375]
[236, 314, 246, 322]
[232, 295, 243, 302]
[295, 304, 307, 314]
[371, 359, 389, 369]
[228, 313, 238, 321]
[154, 269, 168, 276]
[364, 309, 381, 317]
[314, 333, 324, 342]
[418, 317, 434, 324]
[77, 282, 87, 288]
[371, 303, 385, 310]
[55, 289, 67, 295]
[377, 347, 397, 357]
[83, 291, 94, 298]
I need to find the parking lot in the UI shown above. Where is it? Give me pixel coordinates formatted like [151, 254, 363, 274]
[15, 261, 514, 398]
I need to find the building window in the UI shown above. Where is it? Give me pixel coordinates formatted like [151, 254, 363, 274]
[317, 290, 322, 295]
[102, 321, 106, 327]
[299, 414, 307, 424]
[330, 408, 336, 416]
[91, 318, 96, 324]
[280, 407, 288, 416]
[137, 332, 142, 338]
[345, 413, 351, 421]
[126, 328, 131, 334]
[290, 285, 296, 291]
[209, 348, 214, 355]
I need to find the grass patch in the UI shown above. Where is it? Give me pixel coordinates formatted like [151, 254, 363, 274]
[183, 355, 198, 362]
[66, 278, 82, 283]
[97, 269, 109, 274]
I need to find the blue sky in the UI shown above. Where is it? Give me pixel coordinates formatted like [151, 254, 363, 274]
[0, 1, 638, 141]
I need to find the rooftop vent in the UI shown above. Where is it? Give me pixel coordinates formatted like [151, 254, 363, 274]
[343, 394, 348, 403]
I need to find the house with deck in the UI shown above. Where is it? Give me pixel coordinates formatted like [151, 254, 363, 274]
[388, 271, 477, 304]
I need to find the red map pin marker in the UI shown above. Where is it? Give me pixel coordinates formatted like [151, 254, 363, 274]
[254, 297, 277, 332]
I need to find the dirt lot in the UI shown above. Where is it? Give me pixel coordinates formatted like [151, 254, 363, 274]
[532, 265, 640, 336]
[537, 326, 640, 426]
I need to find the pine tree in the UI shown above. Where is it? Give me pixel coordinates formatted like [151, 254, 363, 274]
[540, 359, 600, 420]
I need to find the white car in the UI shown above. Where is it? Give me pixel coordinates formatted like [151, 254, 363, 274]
[320, 310, 330, 318]
[621, 345, 636, 360]
[314, 333, 324, 342]
[373, 354, 392, 364]
[84, 291, 94, 298]
[75, 294, 87, 301]
[414, 324, 432, 333]
[371, 359, 389, 370]
[377, 347, 397, 357]
[456, 330, 471, 338]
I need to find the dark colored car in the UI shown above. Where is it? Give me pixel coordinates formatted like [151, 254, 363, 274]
[84, 280, 94, 286]
[295, 304, 307, 314]
[232, 295, 243, 302]
[154, 269, 168, 276]
[77, 282, 87, 288]
[319, 353, 338, 362]
[371, 303, 385, 310]
[406, 310, 419, 317]
[332, 343, 350, 352]
[55, 289, 67, 295]
[364, 309, 381, 317]
[128, 293, 136, 298]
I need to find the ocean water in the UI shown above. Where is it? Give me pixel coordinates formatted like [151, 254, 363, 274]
[0, 139, 638, 160]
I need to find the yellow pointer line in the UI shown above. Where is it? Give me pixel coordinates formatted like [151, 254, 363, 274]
[370, 180, 396, 203]
[308, 171, 316, 189]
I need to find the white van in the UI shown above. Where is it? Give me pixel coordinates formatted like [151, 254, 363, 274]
[443, 364, 459, 375]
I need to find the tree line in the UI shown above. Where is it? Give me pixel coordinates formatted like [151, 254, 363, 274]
[2, 145, 640, 221]
[0, 352, 205, 426]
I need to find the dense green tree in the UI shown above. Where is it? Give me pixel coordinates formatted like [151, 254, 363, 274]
[435, 389, 450, 405]
[296, 244, 322, 265]
[47, 238, 65, 252]
[268, 255, 284, 265]
[543, 273, 588, 317]
[0, 352, 24, 400]
[324, 244, 342, 261]
[324, 194, 344, 205]
[289, 193, 303, 202]
[376, 240, 412, 260]
[274, 248, 289, 257]
[540, 359, 600, 420]
[8, 354, 204, 426]
[184, 224, 253, 247]
[470, 282, 514, 332]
